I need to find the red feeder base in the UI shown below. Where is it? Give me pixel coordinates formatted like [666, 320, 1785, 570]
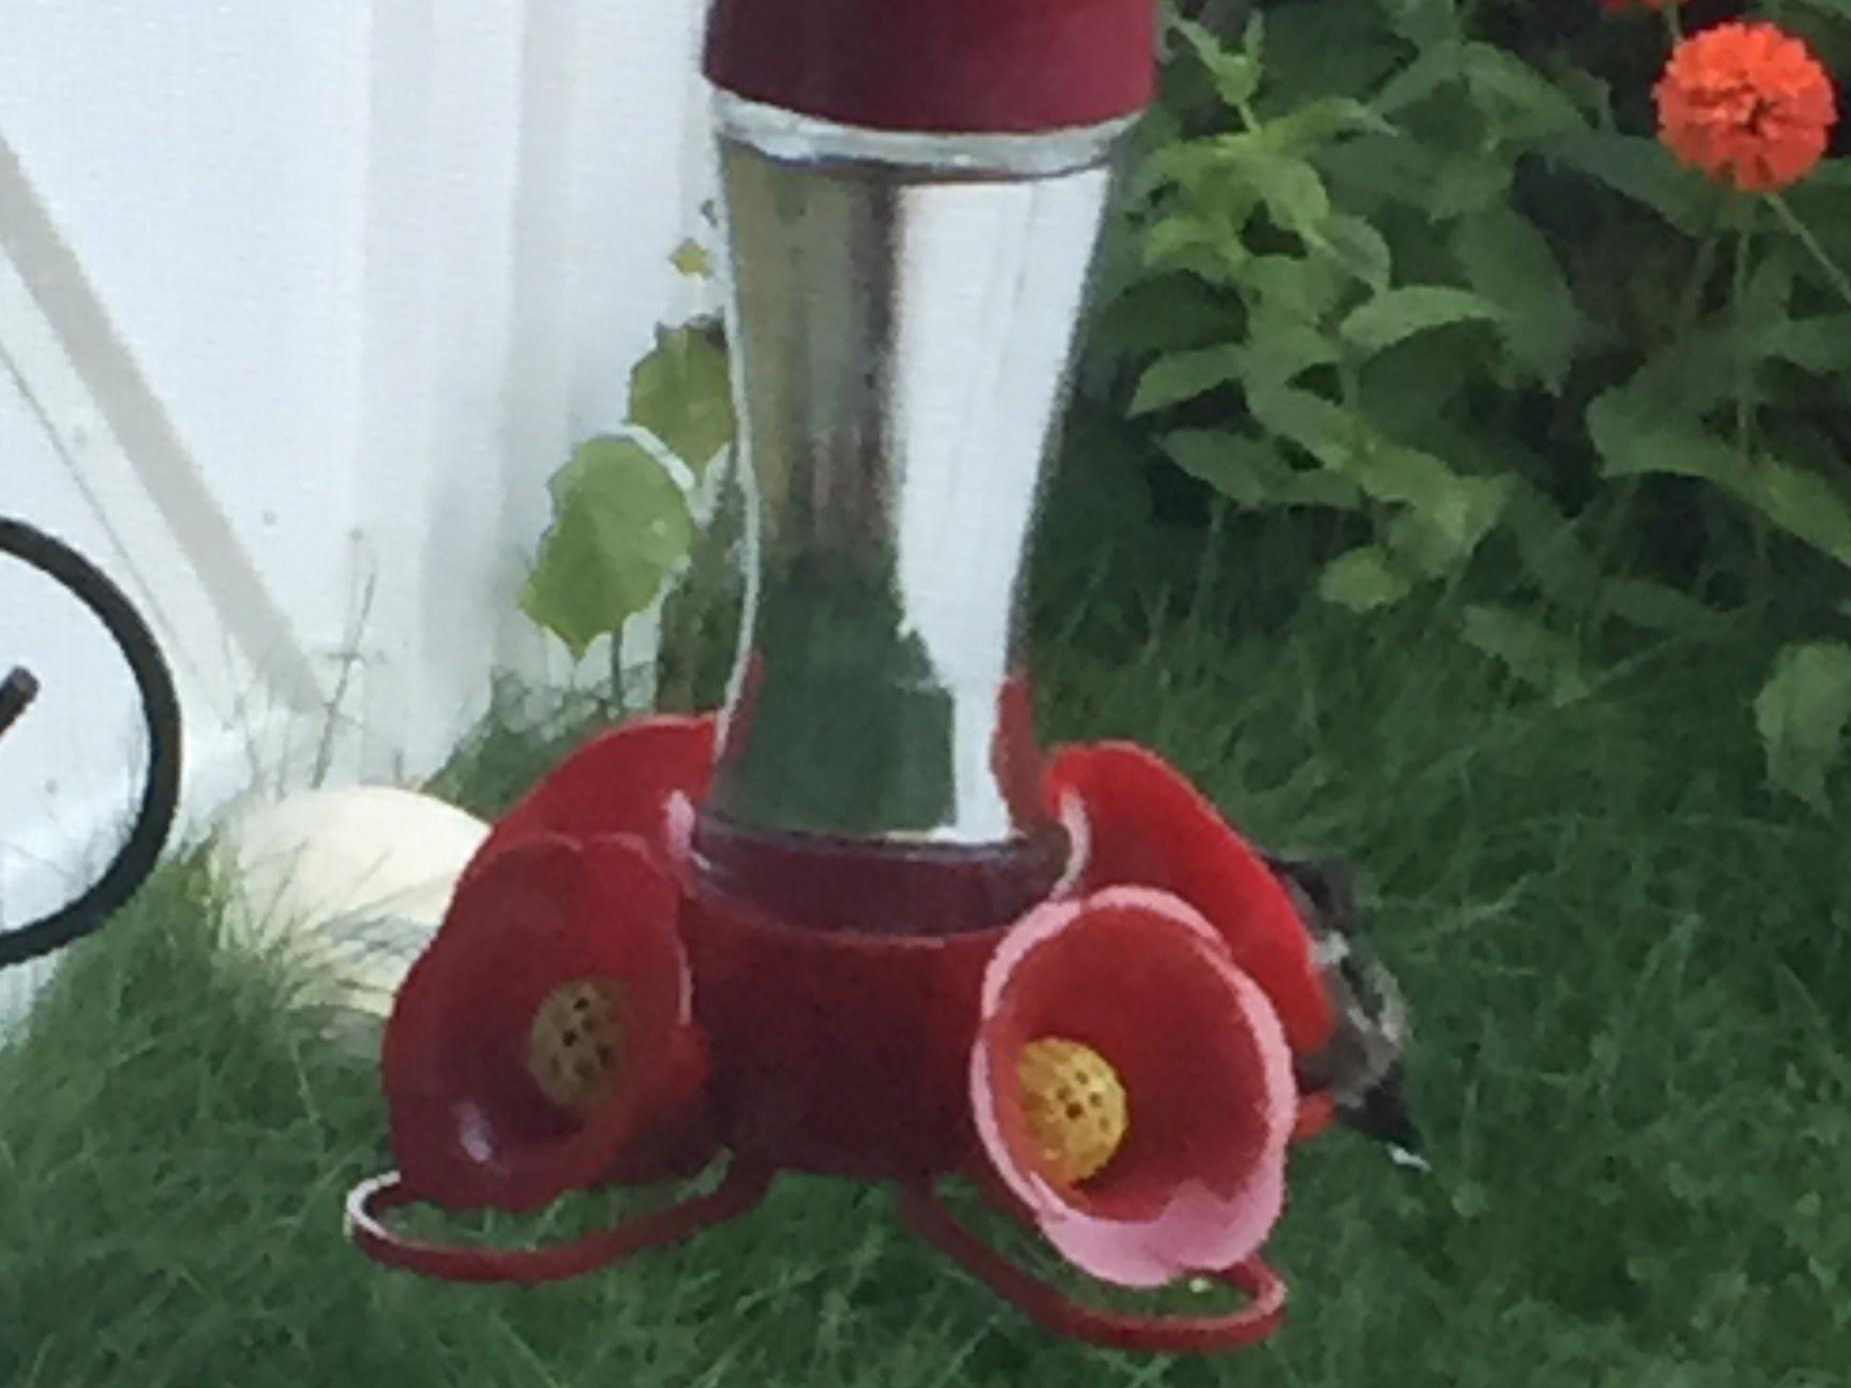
[344, 715, 1345, 1356]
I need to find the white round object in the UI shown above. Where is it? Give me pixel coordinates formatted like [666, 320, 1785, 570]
[208, 785, 489, 1023]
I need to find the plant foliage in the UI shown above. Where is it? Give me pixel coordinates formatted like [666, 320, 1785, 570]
[1081, 0, 1851, 807]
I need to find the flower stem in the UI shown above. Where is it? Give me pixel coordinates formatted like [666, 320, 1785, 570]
[1673, 230, 1718, 338]
[1767, 191, 1851, 311]
[1729, 218, 1771, 582]
[1731, 221, 1754, 460]
[1663, 1, 1683, 41]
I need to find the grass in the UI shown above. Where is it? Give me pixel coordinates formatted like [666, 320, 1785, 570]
[2, 573, 1848, 1386]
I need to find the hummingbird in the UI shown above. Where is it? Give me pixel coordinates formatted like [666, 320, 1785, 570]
[1261, 849, 1426, 1173]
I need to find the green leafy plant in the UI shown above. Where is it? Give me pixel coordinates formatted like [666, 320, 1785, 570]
[519, 433, 697, 659]
[1086, 0, 1851, 808]
[521, 235, 742, 711]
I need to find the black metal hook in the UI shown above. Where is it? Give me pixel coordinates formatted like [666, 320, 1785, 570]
[0, 665, 39, 742]
[0, 517, 182, 968]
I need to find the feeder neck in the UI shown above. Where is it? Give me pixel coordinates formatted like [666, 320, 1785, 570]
[703, 0, 1157, 135]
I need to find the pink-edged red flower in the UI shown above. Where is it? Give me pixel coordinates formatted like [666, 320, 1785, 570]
[970, 886, 1297, 1287]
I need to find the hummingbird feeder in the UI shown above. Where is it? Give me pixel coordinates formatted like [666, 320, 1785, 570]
[344, 0, 1415, 1355]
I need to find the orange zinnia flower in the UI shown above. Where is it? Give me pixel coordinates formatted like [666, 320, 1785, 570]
[1654, 21, 1838, 192]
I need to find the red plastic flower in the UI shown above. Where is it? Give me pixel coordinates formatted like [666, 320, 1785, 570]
[1043, 742, 1333, 1055]
[381, 831, 709, 1211]
[465, 714, 716, 885]
[1654, 20, 1839, 192]
[970, 886, 1297, 1287]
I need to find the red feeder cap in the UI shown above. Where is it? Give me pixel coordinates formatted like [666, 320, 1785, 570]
[703, 0, 1157, 135]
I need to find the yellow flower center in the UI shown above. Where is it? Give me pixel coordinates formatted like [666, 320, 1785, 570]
[528, 977, 626, 1117]
[1017, 1036, 1129, 1186]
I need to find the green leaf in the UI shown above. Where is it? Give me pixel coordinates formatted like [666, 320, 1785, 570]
[1428, 153, 1513, 220]
[1754, 641, 1851, 809]
[1246, 383, 1360, 468]
[1358, 439, 1456, 501]
[1161, 428, 1362, 509]
[1737, 252, 1797, 343]
[1385, 508, 1464, 576]
[1502, 477, 1599, 599]
[1451, 206, 1582, 390]
[1143, 214, 1242, 279]
[627, 324, 735, 476]
[1319, 545, 1413, 611]
[1236, 254, 1346, 326]
[1172, 17, 1261, 110]
[1554, 68, 1613, 127]
[1540, 133, 1721, 235]
[1233, 324, 1341, 392]
[520, 436, 694, 657]
[1460, 604, 1593, 706]
[1368, 445, 1509, 553]
[1314, 213, 1393, 291]
[1461, 43, 1588, 142]
[669, 238, 712, 278]
[1239, 150, 1331, 238]
[1317, 134, 1443, 218]
[1093, 274, 1247, 355]
[1383, 478, 1504, 574]
[1372, 41, 1463, 116]
[1588, 387, 1851, 566]
[1358, 334, 1470, 437]
[1739, 456, 1851, 568]
[1140, 137, 1231, 198]
[1602, 578, 1731, 640]
[1164, 429, 1271, 507]
[1142, 239, 1244, 288]
[1585, 386, 1739, 484]
[1339, 285, 1501, 355]
[1625, 331, 1737, 418]
[1260, 96, 1396, 153]
[1129, 346, 1245, 415]
[1762, 314, 1851, 375]
[1379, 0, 1457, 48]
[1265, 28, 1403, 112]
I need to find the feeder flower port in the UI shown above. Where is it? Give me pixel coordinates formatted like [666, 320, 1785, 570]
[344, 0, 1417, 1355]
[380, 829, 715, 1213]
[968, 885, 1298, 1290]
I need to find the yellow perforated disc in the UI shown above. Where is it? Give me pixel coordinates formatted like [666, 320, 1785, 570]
[1017, 1036, 1129, 1186]
[528, 977, 626, 1116]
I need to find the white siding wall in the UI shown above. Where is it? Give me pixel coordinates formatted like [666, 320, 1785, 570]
[0, 0, 714, 1026]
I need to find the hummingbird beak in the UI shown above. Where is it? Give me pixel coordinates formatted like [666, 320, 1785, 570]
[1342, 1065, 1428, 1174]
